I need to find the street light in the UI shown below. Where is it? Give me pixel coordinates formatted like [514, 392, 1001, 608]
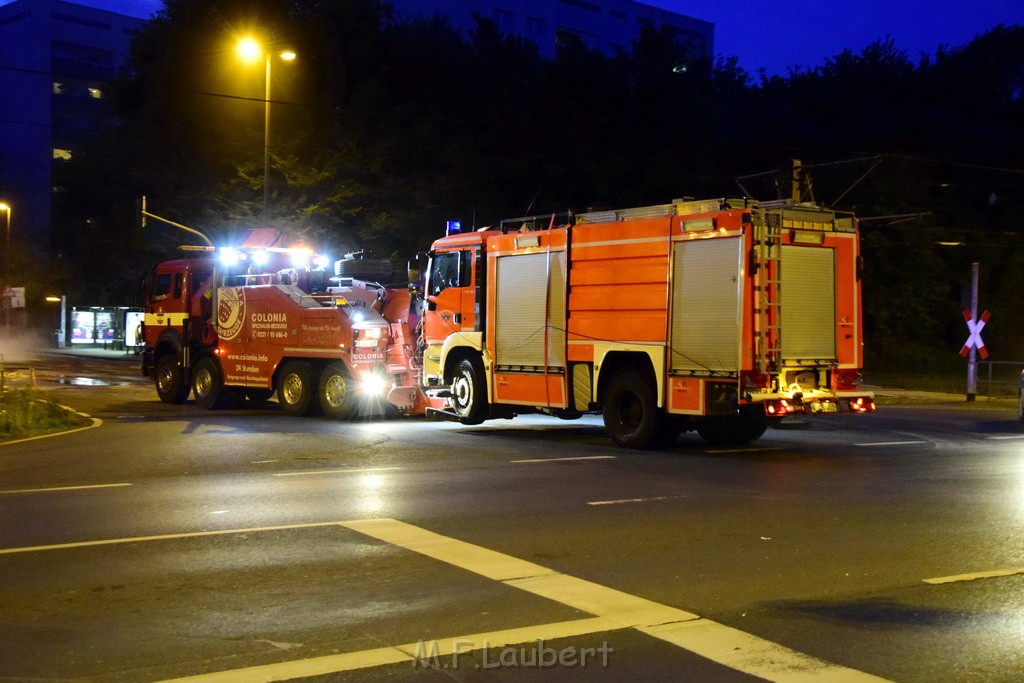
[45, 295, 67, 348]
[237, 37, 296, 217]
[0, 202, 11, 330]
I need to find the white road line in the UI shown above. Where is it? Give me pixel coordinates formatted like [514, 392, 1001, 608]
[588, 496, 681, 506]
[511, 455, 616, 463]
[985, 435, 1024, 441]
[271, 467, 402, 477]
[0, 521, 352, 555]
[0, 414, 102, 447]
[0, 482, 132, 495]
[854, 441, 929, 447]
[341, 519, 887, 682]
[923, 567, 1024, 585]
[159, 617, 621, 682]
[7, 518, 887, 681]
[706, 447, 785, 454]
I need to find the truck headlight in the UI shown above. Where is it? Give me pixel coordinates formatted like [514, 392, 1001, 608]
[359, 372, 388, 396]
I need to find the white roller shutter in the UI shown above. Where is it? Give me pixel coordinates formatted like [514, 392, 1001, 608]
[670, 237, 742, 373]
[780, 245, 836, 360]
[494, 251, 566, 367]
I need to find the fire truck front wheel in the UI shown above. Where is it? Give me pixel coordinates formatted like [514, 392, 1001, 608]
[603, 371, 660, 449]
[193, 356, 230, 410]
[319, 362, 356, 419]
[278, 361, 321, 417]
[451, 357, 488, 425]
[155, 355, 190, 404]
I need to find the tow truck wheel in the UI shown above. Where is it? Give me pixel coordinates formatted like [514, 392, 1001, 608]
[193, 356, 227, 410]
[319, 362, 356, 419]
[603, 370, 659, 449]
[696, 409, 768, 446]
[451, 357, 487, 425]
[155, 355, 190, 404]
[278, 361, 320, 417]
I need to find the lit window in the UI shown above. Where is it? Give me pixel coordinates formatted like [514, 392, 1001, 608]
[53, 82, 65, 94]
[88, 87, 102, 99]
[53, 148, 72, 160]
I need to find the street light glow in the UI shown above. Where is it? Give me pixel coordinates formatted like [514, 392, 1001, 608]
[280, 50, 296, 61]
[237, 37, 261, 62]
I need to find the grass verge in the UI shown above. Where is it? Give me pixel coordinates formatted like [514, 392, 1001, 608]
[0, 388, 91, 443]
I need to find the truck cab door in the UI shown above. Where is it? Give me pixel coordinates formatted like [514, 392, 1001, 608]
[424, 249, 477, 342]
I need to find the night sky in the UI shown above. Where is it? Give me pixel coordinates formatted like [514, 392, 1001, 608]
[9, 0, 1024, 75]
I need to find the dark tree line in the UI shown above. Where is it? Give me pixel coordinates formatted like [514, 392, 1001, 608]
[49, 0, 1024, 373]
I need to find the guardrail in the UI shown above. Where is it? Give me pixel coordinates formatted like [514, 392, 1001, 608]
[978, 360, 1021, 397]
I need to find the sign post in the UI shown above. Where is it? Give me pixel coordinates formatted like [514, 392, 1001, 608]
[959, 262, 989, 401]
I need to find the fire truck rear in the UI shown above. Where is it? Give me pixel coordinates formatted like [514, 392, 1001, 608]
[418, 197, 875, 448]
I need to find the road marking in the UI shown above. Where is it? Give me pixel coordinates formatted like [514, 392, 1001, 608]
[588, 496, 682, 506]
[8, 518, 886, 681]
[706, 447, 784, 454]
[160, 617, 621, 682]
[985, 435, 1024, 441]
[271, 467, 402, 477]
[0, 413, 102, 447]
[511, 455, 616, 463]
[340, 519, 886, 682]
[923, 567, 1024, 584]
[854, 440, 929, 447]
[0, 521, 352, 555]
[0, 482, 131, 495]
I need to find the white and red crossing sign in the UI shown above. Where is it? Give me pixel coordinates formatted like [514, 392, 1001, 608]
[960, 309, 990, 359]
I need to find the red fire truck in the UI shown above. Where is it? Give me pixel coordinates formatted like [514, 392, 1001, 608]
[415, 197, 875, 447]
[141, 230, 407, 418]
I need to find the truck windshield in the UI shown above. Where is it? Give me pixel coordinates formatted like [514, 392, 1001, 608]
[428, 251, 471, 295]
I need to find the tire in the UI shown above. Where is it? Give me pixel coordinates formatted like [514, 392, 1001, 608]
[696, 409, 768, 446]
[155, 354, 190, 404]
[450, 357, 488, 425]
[277, 361, 320, 417]
[319, 362, 357, 419]
[192, 356, 227, 410]
[602, 371, 660, 449]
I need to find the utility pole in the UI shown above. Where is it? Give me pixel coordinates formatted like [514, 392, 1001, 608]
[966, 262, 979, 402]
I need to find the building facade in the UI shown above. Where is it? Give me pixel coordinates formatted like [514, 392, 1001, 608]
[386, 0, 713, 59]
[0, 0, 143, 244]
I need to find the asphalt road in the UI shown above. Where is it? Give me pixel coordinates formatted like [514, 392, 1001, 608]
[1, 351, 1023, 682]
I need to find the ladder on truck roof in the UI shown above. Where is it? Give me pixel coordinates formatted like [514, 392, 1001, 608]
[754, 211, 782, 374]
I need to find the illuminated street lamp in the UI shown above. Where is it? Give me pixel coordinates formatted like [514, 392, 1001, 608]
[237, 37, 296, 217]
[0, 202, 11, 330]
[45, 295, 67, 348]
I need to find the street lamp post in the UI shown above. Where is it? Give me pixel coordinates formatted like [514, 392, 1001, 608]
[0, 202, 11, 331]
[45, 295, 67, 348]
[237, 38, 295, 218]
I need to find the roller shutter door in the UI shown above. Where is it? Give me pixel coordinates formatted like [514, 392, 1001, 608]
[780, 245, 836, 360]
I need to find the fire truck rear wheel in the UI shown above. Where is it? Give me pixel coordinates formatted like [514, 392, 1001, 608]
[193, 356, 227, 410]
[155, 355, 190, 404]
[319, 362, 356, 419]
[451, 357, 487, 425]
[603, 371, 659, 449]
[278, 361, 320, 417]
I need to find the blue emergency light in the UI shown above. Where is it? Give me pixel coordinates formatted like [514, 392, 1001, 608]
[446, 220, 462, 236]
